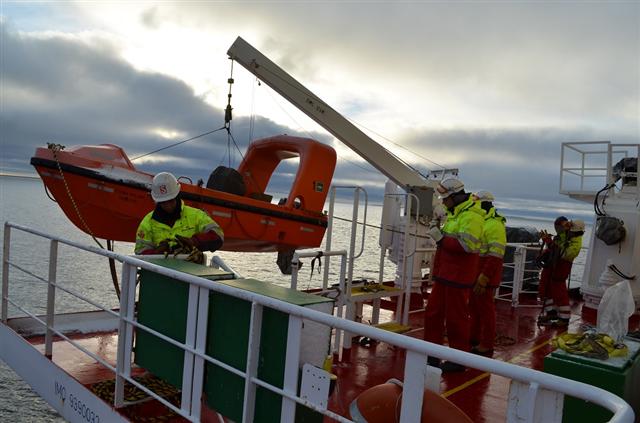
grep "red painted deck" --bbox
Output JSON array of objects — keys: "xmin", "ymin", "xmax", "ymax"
[{"xmin": 22, "ymin": 290, "xmax": 640, "ymax": 422}]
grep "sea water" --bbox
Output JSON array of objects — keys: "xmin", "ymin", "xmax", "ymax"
[{"xmin": 0, "ymin": 175, "xmax": 591, "ymax": 421}]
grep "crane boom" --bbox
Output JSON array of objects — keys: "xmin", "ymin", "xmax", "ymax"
[{"xmin": 227, "ymin": 37, "xmax": 438, "ymax": 196}]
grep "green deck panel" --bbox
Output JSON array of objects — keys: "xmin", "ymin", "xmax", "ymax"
[
  {"xmin": 135, "ymin": 259, "xmax": 235, "ymax": 388},
  {"xmin": 543, "ymin": 337, "xmax": 640, "ymax": 423},
  {"xmin": 137, "ymin": 257, "xmax": 235, "ymax": 280},
  {"xmin": 134, "ymin": 262, "xmax": 331, "ymax": 422},
  {"xmin": 204, "ymin": 288, "xmax": 323, "ymax": 422},
  {"xmin": 218, "ymin": 278, "xmax": 333, "ymax": 306}
]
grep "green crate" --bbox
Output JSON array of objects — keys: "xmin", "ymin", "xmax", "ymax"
[
  {"xmin": 134, "ymin": 259, "xmax": 333, "ymax": 422},
  {"xmin": 543, "ymin": 337, "xmax": 640, "ymax": 422},
  {"xmin": 135, "ymin": 258, "xmax": 234, "ymax": 388},
  {"xmin": 204, "ymin": 278, "xmax": 333, "ymax": 423}
]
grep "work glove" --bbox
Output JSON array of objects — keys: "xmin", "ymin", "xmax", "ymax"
[
  {"xmin": 538, "ymin": 230, "xmax": 553, "ymax": 246},
  {"xmin": 473, "ymin": 273, "xmax": 490, "ymax": 295},
  {"xmin": 174, "ymin": 234, "xmax": 197, "ymax": 249},
  {"xmin": 156, "ymin": 239, "xmax": 172, "ymax": 254},
  {"xmin": 428, "ymin": 226, "xmax": 443, "ymax": 243}
]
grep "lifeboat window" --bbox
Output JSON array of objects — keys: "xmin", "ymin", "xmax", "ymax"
[{"xmin": 265, "ymin": 156, "xmax": 300, "ymax": 206}]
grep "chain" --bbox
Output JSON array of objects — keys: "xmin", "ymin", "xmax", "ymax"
[
  {"xmin": 47, "ymin": 143, "xmax": 121, "ymax": 299},
  {"xmin": 48, "ymin": 143, "xmax": 105, "ymax": 249}
]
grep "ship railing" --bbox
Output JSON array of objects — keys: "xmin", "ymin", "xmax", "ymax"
[
  {"xmin": 560, "ymin": 141, "xmax": 639, "ymax": 200},
  {"xmin": 314, "ymin": 185, "xmax": 432, "ymax": 350},
  {"xmin": 498, "ymin": 244, "xmax": 589, "ymax": 307},
  {"xmin": 497, "ymin": 243, "xmax": 544, "ymax": 307},
  {"xmin": 2, "ymin": 222, "xmax": 635, "ymax": 423}
]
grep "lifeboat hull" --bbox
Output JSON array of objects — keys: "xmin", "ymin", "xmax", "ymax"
[{"xmin": 31, "ymin": 137, "xmax": 335, "ymax": 252}]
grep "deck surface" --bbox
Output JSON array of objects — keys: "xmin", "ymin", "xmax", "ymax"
[{"xmin": 21, "ymin": 290, "xmax": 640, "ymax": 422}]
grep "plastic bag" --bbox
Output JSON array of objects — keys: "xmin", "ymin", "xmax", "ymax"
[
  {"xmin": 595, "ymin": 216, "xmax": 626, "ymax": 245},
  {"xmin": 597, "ymin": 280, "xmax": 635, "ymax": 342}
]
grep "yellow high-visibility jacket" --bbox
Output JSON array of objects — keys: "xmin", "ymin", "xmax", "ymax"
[
  {"xmin": 433, "ymin": 195, "xmax": 485, "ymax": 287},
  {"xmin": 478, "ymin": 207, "xmax": 507, "ymax": 287},
  {"xmin": 135, "ymin": 202, "xmax": 223, "ymax": 254}
]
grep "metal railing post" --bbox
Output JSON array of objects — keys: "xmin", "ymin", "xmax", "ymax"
[
  {"xmin": 189, "ymin": 286, "xmax": 210, "ymax": 420},
  {"xmin": 334, "ymin": 252, "xmax": 348, "ymax": 358},
  {"xmin": 115, "ymin": 263, "xmax": 137, "ymax": 408},
  {"xmin": 44, "ymin": 239, "xmax": 58, "ymax": 358},
  {"xmin": 322, "ymin": 187, "xmax": 337, "ymax": 290},
  {"xmin": 280, "ymin": 315, "xmax": 303, "ymax": 422},
  {"xmin": 399, "ymin": 350, "xmax": 426, "ymax": 422},
  {"xmin": 180, "ymin": 284, "xmax": 201, "ymax": 415},
  {"xmin": 291, "ymin": 253, "xmax": 300, "ymax": 290},
  {"xmin": 343, "ymin": 188, "xmax": 361, "ymax": 350},
  {"xmin": 402, "ymin": 194, "xmax": 419, "ymax": 326},
  {"xmin": 242, "ymin": 302, "xmax": 263, "ymax": 423},
  {"xmin": 2, "ymin": 223, "xmax": 11, "ymax": 323},
  {"xmin": 512, "ymin": 246, "xmax": 525, "ymax": 307}
]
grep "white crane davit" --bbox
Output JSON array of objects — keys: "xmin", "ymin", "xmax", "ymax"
[{"xmin": 227, "ymin": 36, "xmax": 439, "ymax": 217}]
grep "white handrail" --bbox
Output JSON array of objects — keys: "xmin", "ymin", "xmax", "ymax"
[{"xmin": 1, "ymin": 222, "xmax": 635, "ymax": 423}]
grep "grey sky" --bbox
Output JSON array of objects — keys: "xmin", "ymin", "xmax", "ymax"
[{"xmin": 1, "ymin": 2, "xmax": 638, "ymax": 203}]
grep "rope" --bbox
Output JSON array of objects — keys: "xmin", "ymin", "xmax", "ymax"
[
  {"xmin": 609, "ymin": 263, "xmax": 636, "ymax": 281},
  {"xmin": 130, "ymin": 127, "xmax": 227, "ymax": 162},
  {"xmin": 90, "ymin": 374, "xmax": 180, "ymax": 422}
]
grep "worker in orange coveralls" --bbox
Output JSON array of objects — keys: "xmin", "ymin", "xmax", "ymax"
[
  {"xmin": 468, "ymin": 190, "xmax": 506, "ymax": 357},
  {"xmin": 537, "ymin": 218, "xmax": 584, "ymax": 327},
  {"xmin": 424, "ymin": 177, "xmax": 485, "ymax": 373}
]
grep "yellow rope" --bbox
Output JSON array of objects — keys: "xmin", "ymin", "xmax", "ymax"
[
  {"xmin": 90, "ymin": 374, "xmax": 181, "ymax": 422},
  {"xmin": 442, "ymin": 334, "xmax": 559, "ymax": 398}
]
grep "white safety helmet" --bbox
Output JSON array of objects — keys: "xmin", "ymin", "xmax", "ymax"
[
  {"xmin": 437, "ymin": 177, "xmax": 465, "ymax": 199},
  {"xmin": 151, "ymin": 172, "xmax": 181, "ymax": 202},
  {"xmin": 474, "ymin": 190, "xmax": 495, "ymax": 202},
  {"xmin": 570, "ymin": 219, "xmax": 585, "ymax": 232}
]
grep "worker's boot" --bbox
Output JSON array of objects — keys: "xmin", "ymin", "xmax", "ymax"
[
  {"xmin": 554, "ymin": 318, "xmax": 570, "ymax": 327},
  {"xmin": 537, "ymin": 315, "xmax": 556, "ymax": 326},
  {"xmin": 427, "ymin": 356, "xmax": 441, "ymax": 368},
  {"xmin": 537, "ymin": 310, "xmax": 558, "ymax": 326},
  {"xmin": 440, "ymin": 361, "xmax": 466, "ymax": 373}
]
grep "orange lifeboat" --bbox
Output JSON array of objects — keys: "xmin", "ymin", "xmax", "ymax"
[{"xmin": 30, "ymin": 135, "xmax": 336, "ymax": 252}]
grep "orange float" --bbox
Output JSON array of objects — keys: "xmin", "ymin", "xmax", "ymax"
[{"xmin": 349, "ymin": 381, "xmax": 473, "ymax": 423}]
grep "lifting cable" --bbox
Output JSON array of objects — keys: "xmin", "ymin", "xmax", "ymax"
[
  {"xmin": 332, "ymin": 214, "xmax": 431, "ymax": 241},
  {"xmin": 594, "ymin": 183, "xmax": 615, "ymax": 217},
  {"xmin": 130, "ymin": 126, "xmax": 227, "ymax": 162},
  {"xmin": 248, "ymin": 59, "xmax": 451, "ymax": 177}
]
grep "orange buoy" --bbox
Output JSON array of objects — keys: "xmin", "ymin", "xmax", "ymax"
[{"xmin": 349, "ymin": 382, "xmax": 473, "ymax": 423}]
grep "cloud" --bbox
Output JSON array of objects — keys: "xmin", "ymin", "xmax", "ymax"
[
  {"xmin": 0, "ymin": 23, "xmax": 289, "ymax": 178},
  {"xmin": 1, "ymin": 5, "xmax": 637, "ymax": 210},
  {"xmin": 135, "ymin": 3, "xmax": 639, "ymax": 130}
]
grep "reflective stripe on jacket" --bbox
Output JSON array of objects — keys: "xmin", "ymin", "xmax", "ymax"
[
  {"xmin": 432, "ymin": 195, "xmax": 485, "ymax": 287},
  {"xmin": 479, "ymin": 207, "xmax": 507, "ymax": 287},
  {"xmin": 135, "ymin": 202, "xmax": 224, "ymax": 254}
]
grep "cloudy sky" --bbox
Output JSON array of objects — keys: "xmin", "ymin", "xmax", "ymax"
[{"xmin": 1, "ymin": 1, "xmax": 638, "ymax": 206}]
